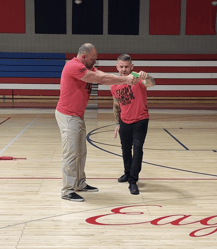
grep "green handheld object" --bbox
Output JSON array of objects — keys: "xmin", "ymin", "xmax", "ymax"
[{"xmin": 131, "ymin": 72, "xmax": 140, "ymax": 78}]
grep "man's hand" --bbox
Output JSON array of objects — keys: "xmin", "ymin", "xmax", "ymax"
[
  {"xmin": 139, "ymin": 71, "xmax": 155, "ymax": 88},
  {"xmin": 114, "ymin": 125, "xmax": 120, "ymax": 139},
  {"xmin": 126, "ymin": 74, "xmax": 139, "ymax": 86},
  {"xmin": 139, "ymin": 71, "xmax": 148, "ymax": 80}
]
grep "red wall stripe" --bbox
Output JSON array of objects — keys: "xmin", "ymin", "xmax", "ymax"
[
  {"xmin": 154, "ymin": 79, "xmax": 217, "ymax": 85},
  {"xmin": 147, "ymin": 91, "xmax": 217, "ymax": 97},
  {"xmin": 0, "ymin": 0, "xmax": 25, "ymax": 33},
  {"xmin": 0, "ymin": 90, "xmax": 13, "ymax": 95},
  {"xmin": 98, "ymin": 90, "xmax": 217, "ymax": 98},
  {"xmin": 65, "ymin": 53, "xmax": 77, "ymax": 59},
  {"xmin": 98, "ymin": 90, "xmax": 112, "ymax": 96},
  {"xmin": 64, "ymin": 54, "xmax": 217, "ymax": 60},
  {"xmin": 12, "ymin": 90, "xmax": 60, "ymax": 96},
  {"xmin": 97, "ymin": 66, "xmax": 217, "ymax": 73}
]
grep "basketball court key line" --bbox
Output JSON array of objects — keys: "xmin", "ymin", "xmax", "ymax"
[
  {"xmin": 164, "ymin": 128, "xmax": 189, "ymax": 150},
  {"xmin": 86, "ymin": 127, "xmax": 217, "ymax": 178}
]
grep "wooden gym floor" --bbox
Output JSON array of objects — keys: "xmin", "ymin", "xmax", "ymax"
[{"xmin": 0, "ymin": 108, "xmax": 217, "ymax": 249}]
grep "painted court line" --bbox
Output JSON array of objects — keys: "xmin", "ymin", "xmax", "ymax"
[
  {"xmin": 86, "ymin": 125, "xmax": 217, "ymax": 178},
  {"xmin": 0, "ymin": 117, "xmax": 11, "ymax": 125},
  {"xmin": 0, "ymin": 116, "xmax": 39, "ymax": 156},
  {"xmin": 164, "ymin": 128, "xmax": 189, "ymax": 150}
]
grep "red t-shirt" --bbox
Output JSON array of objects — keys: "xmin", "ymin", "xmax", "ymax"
[
  {"xmin": 56, "ymin": 58, "xmax": 96, "ymax": 118},
  {"xmin": 110, "ymin": 80, "xmax": 149, "ymax": 124}
]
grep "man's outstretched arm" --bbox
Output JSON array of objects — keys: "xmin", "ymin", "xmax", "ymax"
[{"xmin": 81, "ymin": 70, "xmax": 138, "ymax": 86}]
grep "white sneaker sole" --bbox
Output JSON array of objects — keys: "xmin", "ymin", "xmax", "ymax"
[
  {"xmin": 62, "ymin": 196, "xmax": 84, "ymax": 202},
  {"xmin": 79, "ymin": 188, "xmax": 99, "ymax": 192}
]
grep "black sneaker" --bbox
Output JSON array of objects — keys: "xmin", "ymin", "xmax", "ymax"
[
  {"xmin": 118, "ymin": 174, "xmax": 129, "ymax": 183},
  {"xmin": 129, "ymin": 183, "xmax": 139, "ymax": 195},
  {"xmin": 62, "ymin": 192, "xmax": 84, "ymax": 202},
  {"xmin": 79, "ymin": 184, "xmax": 99, "ymax": 192}
]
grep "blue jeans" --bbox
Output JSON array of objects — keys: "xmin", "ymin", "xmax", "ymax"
[{"xmin": 119, "ymin": 119, "xmax": 149, "ymax": 184}]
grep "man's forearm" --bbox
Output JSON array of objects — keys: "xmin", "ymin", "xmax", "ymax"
[
  {"xmin": 82, "ymin": 70, "xmax": 135, "ymax": 85},
  {"xmin": 113, "ymin": 99, "xmax": 121, "ymax": 124},
  {"xmin": 98, "ymin": 71, "xmax": 129, "ymax": 85},
  {"xmin": 104, "ymin": 74, "xmax": 129, "ymax": 85}
]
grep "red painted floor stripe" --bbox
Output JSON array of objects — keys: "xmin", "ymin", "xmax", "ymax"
[{"xmin": 0, "ymin": 117, "xmax": 11, "ymax": 125}]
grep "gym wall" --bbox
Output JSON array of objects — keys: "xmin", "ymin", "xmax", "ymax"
[{"xmin": 0, "ymin": 0, "xmax": 217, "ymax": 54}]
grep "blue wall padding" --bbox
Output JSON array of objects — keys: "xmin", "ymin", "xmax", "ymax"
[
  {"xmin": 0, "ymin": 52, "xmax": 65, "ymax": 78},
  {"xmin": 0, "ymin": 65, "xmax": 64, "ymax": 72},
  {"xmin": 0, "ymin": 59, "xmax": 65, "ymax": 66},
  {"xmin": 0, "ymin": 72, "xmax": 62, "ymax": 78}
]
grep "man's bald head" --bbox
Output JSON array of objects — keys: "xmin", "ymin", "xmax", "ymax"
[{"xmin": 77, "ymin": 43, "xmax": 97, "ymax": 56}]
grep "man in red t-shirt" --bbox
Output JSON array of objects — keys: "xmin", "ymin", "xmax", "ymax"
[
  {"xmin": 55, "ymin": 44, "xmax": 139, "ymax": 202},
  {"xmin": 111, "ymin": 54, "xmax": 155, "ymax": 195}
]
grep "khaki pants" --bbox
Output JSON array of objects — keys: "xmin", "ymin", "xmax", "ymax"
[{"xmin": 55, "ymin": 110, "xmax": 87, "ymax": 197}]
